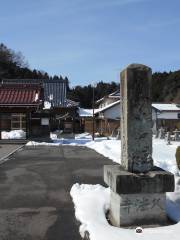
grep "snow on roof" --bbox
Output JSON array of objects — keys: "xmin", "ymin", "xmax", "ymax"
[
  {"xmin": 152, "ymin": 103, "xmax": 180, "ymax": 111},
  {"xmin": 80, "ymin": 103, "xmax": 180, "ymax": 117},
  {"xmin": 96, "ymin": 97, "xmax": 105, "ymax": 104},
  {"xmin": 96, "ymin": 100, "xmax": 120, "ymax": 113},
  {"xmin": 109, "ymin": 90, "xmax": 120, "ymax": 97},
  {"xmin": 78, "ymin": 108, "xmax": 94, "ymax": 117},
  {"xmin": 96, "ymin": 90, "xmax": 120, "ymax": 104},
  {"xmin": 66, "ymin": 99, "xmax": 79, "ymax": 108}
]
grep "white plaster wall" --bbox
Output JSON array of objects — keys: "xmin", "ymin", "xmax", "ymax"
[
  {"xmin": 99, "ymin": 98, "xmax": 117, "ymax": 108},
  {"xmin": 101, "ymin": 106, "xmax": 179, "ymax": 121},
  {"xmin": 103, "ymin": 103, "xmax": 121, "ymax": 119},
  {"xmin": 157, "ymin": 111, "xmax": 179, "ymax": 119},
  {"xmin": 152, "ymin": 109, "xmax": 180, "ymax": 120}
]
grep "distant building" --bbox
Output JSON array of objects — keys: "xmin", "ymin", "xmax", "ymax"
[
  {"xmin": 96, "ymin": 90, "xmax": 120, "ymax": 108},
  {"xmin": 78, "ymin": 91, "xmax": 120, "ymax": 135},
  {"xmin": 95, "ymin": 100, "xmax": 120, "ymax": 135},
  {"xmin": 0, "ymin": 83, "xmax": 43, "ymax": 139},
  {"xmin": 78, "ymin": 90, "xmax": 180, "ymax": 136},
  {"xmin": 94, "ymin": 90, "xmax": 120, "ymax": 135},
  {"xmin": 78, "ymin": 108, "xmax": 95, "ymax": 133},
  {"xmin": 152, "ymin": 103, "xmax": 180, "ymax": 133},
  {"xmin": 0, "ymin": 79, "xmax": 79, "ymax": 140}
]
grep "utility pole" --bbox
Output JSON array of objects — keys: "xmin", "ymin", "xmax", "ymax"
[{"xmin": 92, "ymin": 82, "xmax": 96, "ymax": 141}]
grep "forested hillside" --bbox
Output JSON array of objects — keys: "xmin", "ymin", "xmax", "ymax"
[
  {"xmin": 67, "ymin": 71, "xmax": 180, "ymax": 108},
  {"xmin": 0, "ymin": 43, "xmax": 179, "ymax": 108},
  {"xmin": 152, "ymin": 71, "xmax": 180, "ymax": 103},
  {"xmin": 0, "ymin": 43, "xmax": 66, "ymax": 81},
  {"xmin": 67, "ymin": 81, "xmax": 119, "ymax": 108}
]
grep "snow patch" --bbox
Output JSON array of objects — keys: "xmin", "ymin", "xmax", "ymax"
[
  {"xmin": 70, "ymin": 183, "xmax": 180, "ymax": 240},
  {"xmin": 86, "ymin": 138, "xmax": 180, "ymax": 175},
  {"xmin": 44, "ymin": 101, "xmax": 51, "ymax": 109},
  {"xmin": 1, "ymin": 130, "xmax": 26, "ymax": 139}
]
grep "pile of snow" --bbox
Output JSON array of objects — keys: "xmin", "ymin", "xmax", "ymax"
[
  {"xmin": 26, "ymin": 141, "xmax": 62, "ymax": 146},
  {"xmin": 26, "ymin": 138, "xmax": 91, "ymax": 146},
  {"xmin": 75, "ymin": 132, "xmax": 93, "ymax": 139},
  {"xmin": 70, "ymin": 183, "xmax": 180, "ymax": 240},
  {"xmin": 41, "ymin": 132, "xmax": 107, "ymax": 145},
  {"xmin": 1, "ymin": 130, "xmax": 26, "ymax": 139},
  {"xmin": 86, "ymin": 138, "xmax": 180, "ymax": 175},
  {"xmin": 86, "ymin": 139, "xmax": 120, "ymax": 163},
  {"xmin": 26, "ymin": 140, "xmax": 83, "ymax": 146},
  {"xmin": 43, "ymin": 101, "xmax": 51, "ymax": 109},
  {"xmin": 78, "ymin": 108, "xmax": 93, "ymax": 117},
  {"xmin": 50, "ymin": 131, "xmax": 63, "ymax": 140},
  {"xmin": 153, "ymin": 138, "xmax": 179, "ymax": 174},
  {"xmin": 166, "ymin": 177, "xmax": 180, "ymax": 222}
]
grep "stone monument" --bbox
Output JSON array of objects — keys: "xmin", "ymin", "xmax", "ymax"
[{"xmin": 104, "ymin": 64, "xmax": 174, "ymax": 227}]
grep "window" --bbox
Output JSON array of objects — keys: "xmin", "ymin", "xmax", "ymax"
[{"xmin": 11, "ymin": 113, "xmax": 26, "ymax": 131}]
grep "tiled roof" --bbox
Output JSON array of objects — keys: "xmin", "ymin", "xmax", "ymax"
[
  {"xmin": 1, "ymin": 78, "xmax": 68, "ymax": 107},
  {"xmin": 0, "ymin": 84, "xmax": 42, "ymax": 106},
  {"xmin": 43, "ymin": 79, "xmax": 67, "ymax": 107}
]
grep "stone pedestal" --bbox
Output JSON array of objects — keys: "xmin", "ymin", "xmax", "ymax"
[
  {"xmin": 104, "ymin": 165, "xmax": 174, "ymax": 227},
  {"xmin": 110, "ymin": 192, "xmax": 166, "ymax": 227}
]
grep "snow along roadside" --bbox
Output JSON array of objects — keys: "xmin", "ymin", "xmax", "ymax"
[
  {"xmin": 70, "ymin": 183, "xmax": 180, "ymax": 240},
  {"xmin": 70, "ymin": 138, "xmax": 180, "ymax": 240}
]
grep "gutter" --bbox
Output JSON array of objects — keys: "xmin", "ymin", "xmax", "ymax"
[{"xmin": 0, "ymin": 145, "xmax": 24, "ymax": 164}]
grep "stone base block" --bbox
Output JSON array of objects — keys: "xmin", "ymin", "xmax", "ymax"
[
  {"xmin": 109, "ymin": 191, "xmax": 167, "ymax": 227},
  {"xmin": 104, "ymin": 164, "xmax": 175, "ymax": 194}
]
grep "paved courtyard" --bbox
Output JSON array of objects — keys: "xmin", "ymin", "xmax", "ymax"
[
  {"xmin": 0, "ymin": 144, "xmax": 22, "ymax": 160},
  {"xmin": 0, "ymin": 145, "xmax": 111, "ymax": 240}
]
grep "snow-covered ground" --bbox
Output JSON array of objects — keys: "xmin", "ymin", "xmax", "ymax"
[
  {"xmin": 70, "ymin": 182, "xmax": 180, "ymax": 240},
  {"xmin": 1, "ymin": 130, "xmax": 26, "ymax": 139},
  {"xmin": 74, "ymin": 134, "xmax": 179, "ymax": 240},
  {"xmin": 26, "ymin": 133, "xmax": 180, "ymax": 239},
  {"xmin": 70, "ymin": 137, "xmax": 180, "ymax": 240},
  {"xmin": 27, "ymin": 132, "xmax": 107, "ymax": 146},
  {"xmin": 86, "ymin": 138, "xmax": 180, "ymax": 175}
]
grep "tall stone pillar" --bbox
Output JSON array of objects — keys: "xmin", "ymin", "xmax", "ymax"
[
  {"xmin": 121, "ymin": 65, "xmax": 153, "ymax": 173},
  {"xmin": 104, "ymin": 64, "xmax": 174, "ymax": 227}
]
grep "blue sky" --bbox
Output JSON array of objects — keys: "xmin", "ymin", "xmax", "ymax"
[{"xmin": 1, "ymin": 0, "xmax": 180, "ymax": 86}]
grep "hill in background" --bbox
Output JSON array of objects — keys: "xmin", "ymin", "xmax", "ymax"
[{"xmin": 0, "ymin": 43, "xmax": 179, "ymax": 108}]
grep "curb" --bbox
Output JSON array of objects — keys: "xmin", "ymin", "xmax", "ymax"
[{"xmin": 0, "ymin": 145, "xmax": 25, "ymax": 164}]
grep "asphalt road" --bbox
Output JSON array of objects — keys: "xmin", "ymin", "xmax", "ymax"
[
  {"xmin": 0, "ymin": 145, "xmax": 111, "ymax": 240},
  {"xmin": 0, "ymin": 144, "xmax": 22, "ymax": 160}
]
